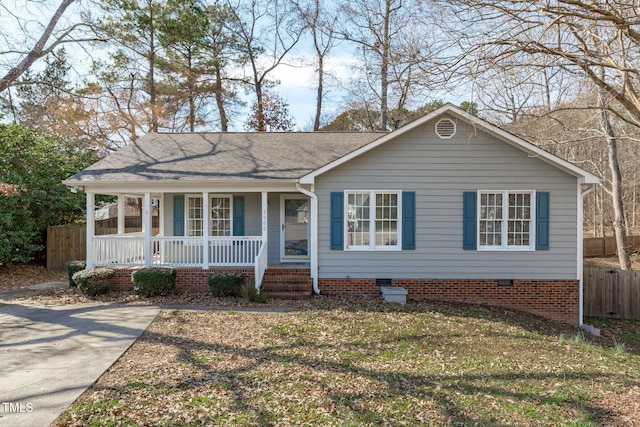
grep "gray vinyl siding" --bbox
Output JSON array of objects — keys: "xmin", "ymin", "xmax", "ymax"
[{"xmin": 315, "ymin": 116, "xmax": 579, "ymax": 280}]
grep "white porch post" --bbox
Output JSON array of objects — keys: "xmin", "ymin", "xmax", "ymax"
[
  {"xmin": 143, "ymin": 192, "xmax": 152, "ymax": 267},
  {"xmin": 262, "ymin": 191, "xmax": 268, "ymax": 261},
  {"xmin": 202, "ymin": 192, "xmax": 210, "ymax": 270},
  {"xmin": 86, "ymin": 191, "xmax": 94, "ymax": 268},
  {"xmin": 158, "ymin": 195, "xmax": 164, "ymax": 236},
  {"xmin": 117, "ymin": 195, "xmax": 125, "ymax": 235}
]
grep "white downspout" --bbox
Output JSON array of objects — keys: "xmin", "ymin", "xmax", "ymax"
[
  {"xmin": 579, "ymin": 183, "xmax": 596, "ymax": 329},
  {"xmin": 296, "ymin": 183, "xmax": 319, "ymax": 294}
]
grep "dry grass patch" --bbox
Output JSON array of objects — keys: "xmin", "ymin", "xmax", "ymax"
[
  {"xmin": 52, "ymin": 298, "xmax": 640, "ymax": 426},
  {"xmin": 0, "ymin": 263, "xmax": 65, "ymax": 290}
]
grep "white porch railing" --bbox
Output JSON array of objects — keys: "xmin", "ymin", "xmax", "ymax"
[
  {"xmin": 153, "ymin": 236, "xmax": 263, "ymax": 267},
  {"xmin": 254, "ymin": 242, "xmax": 268, "ymax": 291},
  {"xmin": 92, "ymin": 235, "xmax": 263, "ymax": 268},
  {"xmin": 93, "ymin": 236, "xmax": 145, "ymax": 266}
]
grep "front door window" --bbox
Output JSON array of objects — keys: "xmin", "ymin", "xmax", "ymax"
[{"xmin": 282, "ymin": 196, "xmax": 309, "ymax": 260}]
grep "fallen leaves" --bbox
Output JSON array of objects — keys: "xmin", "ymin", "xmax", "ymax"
[
  {"xmin": 0, "ymin": 263, "xmax": 65, "ymax": 290},
  {"xmin": 46, "ymin": 297, "xmax": 640, "ymax": 426}
]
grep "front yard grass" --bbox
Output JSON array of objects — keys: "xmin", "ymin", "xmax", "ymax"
[{"xmin": 54, "ymin": 298, "xmax": 640, "ymax": 426}]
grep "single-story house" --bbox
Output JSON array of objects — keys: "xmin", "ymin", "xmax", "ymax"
[{"xmin": 64, "ymin": 104, "xmax": 600, "ymax": 325}]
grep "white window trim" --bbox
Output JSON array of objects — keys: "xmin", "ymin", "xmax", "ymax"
[
  {"xmin": 344, "ymin": 190, "xmax": 402, "ymax": 251},
  {"xmin": 477, "ymin": 190, "xmax": 536, "ymax": 251},
  {"xmin": 185, "ymin": 194, "xmax": 233, "ymax": 237}
]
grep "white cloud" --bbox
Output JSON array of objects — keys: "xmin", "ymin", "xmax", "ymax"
[{"xmin": 266, "ymin": 53, "xmax": 361, "ymax": 130}]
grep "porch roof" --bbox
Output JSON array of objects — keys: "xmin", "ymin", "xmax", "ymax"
[{"xmin": 65, "ymin": 132, "xmax": 385, "ymax": 186}]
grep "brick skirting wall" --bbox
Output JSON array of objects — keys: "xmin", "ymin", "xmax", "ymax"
[
  {"xmin": 105, "ymin": 267, "xmax": 578, "ymax": 325},
  {"xmin": 318, "ymin": 278, "xmax": 579, "ymax": 325},
  {"xmin": 110, "ymin": 267, "xmax": 255, "ymax": 292}
]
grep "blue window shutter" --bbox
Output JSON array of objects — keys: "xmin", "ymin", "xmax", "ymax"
[
  {"xmin": 330, "ymin": 192, "xmax": 344, "ymax": 250},
  {"xmin": 402, "ymin": 191, "xmax": 416, "ymax": 250},
  {"xmin": 173, "ymin": 195, "xmax": 184, "ymax": 236},
  {"xmin": 233, "ymin": 196, "xmax": 245, "ymax": 236},
  {"xmin": 536, "ymin": 191, "xmax": 550, "ymax": 250},
  {"xmin": 463, "ymin": 191, "xmax": 477, "ymax": 250}
]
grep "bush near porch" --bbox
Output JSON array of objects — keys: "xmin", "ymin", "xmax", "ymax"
[
  {"xmin": 131, "ymin": 267, "xmax": 177, "ymax": 297},
  {"xmin": 72, "ymin": 267, "xmax": 115, "ymax": 296}
]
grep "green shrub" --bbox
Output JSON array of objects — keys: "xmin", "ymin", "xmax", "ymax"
[
  {"xmin": 66, "ymin": 261, "xmax": 86, "ymax": 287},
  {"xmin": 72, "ymin": 267, "xmax": 115, "ymax": 296},
  {"xmin": 131, "ymin": 267, "xmax": 177, "ymax": 297},
  {"xmin": 241, "ymin": 281, "xmax": 267, "ymax": 303},
  {"xmin": 208, "ymin": 273, "xmax": 244, "ymax": 297}
]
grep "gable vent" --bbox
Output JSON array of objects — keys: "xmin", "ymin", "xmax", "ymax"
[{"xmin": 435, "ymin": 118, "xmax": 456, "ymax": 139}]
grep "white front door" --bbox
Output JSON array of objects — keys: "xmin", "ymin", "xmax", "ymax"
[{"xmin": 280, "ymin": 195, "xmax": 310, "ymax": 261}]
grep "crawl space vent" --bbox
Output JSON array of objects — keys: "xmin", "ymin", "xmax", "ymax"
[{"xmin": 435, "ymin": 118, "xmax": 456, "ymax": 139}]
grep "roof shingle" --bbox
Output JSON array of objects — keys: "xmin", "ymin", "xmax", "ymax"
[{"xmin": 65, "ymin": 132, "xmax": 385, "ymax": 184}]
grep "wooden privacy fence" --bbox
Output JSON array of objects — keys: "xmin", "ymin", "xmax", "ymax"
[
  {"xmin": 47, "ymin": 224, "xmax": 86, "ymax": 270},
  {"xmin": 584, "ymin": 235, "xmax": 640, "ymax": 257},
  {"xmin": 583, "ymin": 266, "xmax": 640, "ymax": 320}
]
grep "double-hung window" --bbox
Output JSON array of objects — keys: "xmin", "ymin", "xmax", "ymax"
[
  {"xmin": 210, "ymin": 196, "xmax": 231, "ymax": 236},
  {"xmin": 346, "ymin": 191, "xmax": 401, "ymax": 250},
  {"xmin": 187, "ymin": 196, "xmax": 204, "ymax": 237},
  {"xmin": 186, "ymin": 195, "xmax": 232, "ymax": 237},
  {"xmin": 478, "ymin": 191, "xmax": 534, "ymax": 250}
]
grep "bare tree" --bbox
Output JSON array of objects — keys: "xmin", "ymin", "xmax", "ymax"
[
  {"xmin": 338, "ymin": 0, "xmax": 437, "ymax": 130},
  {"xmin": 0, "ymin": 0, "xmax": 97, "ymax": 93},
  {"xmin": 294, "ymin": 0, "xmax": 338, "ymax": 131},
  {"xmin": 441, "ymin": 0, "xmax": 640, "ymax": 268},
  {"xmin": 226, "ymin": 0, "xmax": 303, "ymax": 132}
]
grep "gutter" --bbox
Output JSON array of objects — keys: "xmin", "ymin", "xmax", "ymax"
[
  {"xmin": 296, "ymin": 183, "xmax": 320, "ymax": 295},
  {"xmin": 579, "ymin": 184, "xmax": 599, "ymax": 334}
]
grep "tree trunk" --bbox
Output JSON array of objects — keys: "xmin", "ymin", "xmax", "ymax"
[
  {"xmin": 149, "ymin": 3, "xmax": 158, "ymax": 133},
  {"xmin": 187, "ymin": 53, "xmax": 195, "ymax": 132},
  {"xmin": 255, "ymin": 79, "xmax": 266, "ymax": 132},
  {"xmin": 214, "ymin": 64, "xmax": 228, "ymax": 132},
  {"xmin": 599, "ymin": 91, "xmax": 631, "ymax": 269},
  {"xmin": 0, "ymin": 0, "xmax": 76, "ymax": 93},
  {"xmin": 314, "ymin": 53, "xmax": 323, "ymax": 131},
  {"xmin": 380, "ymin": 0, "xmax": 391, "ymax": 131}
]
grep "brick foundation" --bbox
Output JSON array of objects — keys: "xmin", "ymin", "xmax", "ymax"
[
  {"xmin": 111, "ymin": 267, "xmax": 255, "ymax": 292},
  {"xmin": 318, "ymin": 278, "xmax": 579, "ymax": 325},
  {"xmin": 106, "ymin": 267, "xmax": 579, "ymax": 325}
]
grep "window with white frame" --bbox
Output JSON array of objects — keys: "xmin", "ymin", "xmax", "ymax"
[
  {"xmin": 479, "ymin": 191, "xmax": 534, "ymax": 250},
  {"xmin": 210, "ymin": 196, "xmax": 231, "ymax": 236},
  {"xmin": 187, "ymin": 196, "xmax": 203, "ymax": 236},
  {"xmin": 346, "ymin": 191, "xmax": 400, "ymax": 250},
  {"xmin": 186, "ymin": 195, "xmax": 232, "ymax": 236}
]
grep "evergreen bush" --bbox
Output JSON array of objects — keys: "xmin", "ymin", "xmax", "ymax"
[
  {"xmin": 72, "ymin": 267, "xmax": 115, "ymax": 296},
  {"xmin": 131, "ymin": 267, "xmax": 177, "ymax": 297},
  {"xmin": 208, "ymin": 272, "xmax": 244, "ymax": 297},
  {"xmin": 66, "ymin": 260, "xmax": 86, "ymax": 287}
]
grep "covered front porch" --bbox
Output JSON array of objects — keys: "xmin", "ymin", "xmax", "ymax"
[{"xmin": 84, "ymin": 187, "xmax": 315, "ymax": 290}]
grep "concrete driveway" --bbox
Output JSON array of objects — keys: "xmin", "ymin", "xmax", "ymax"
[{"xmin": 0, "ymin": 300, "xmax": 159, "ymax": 426}]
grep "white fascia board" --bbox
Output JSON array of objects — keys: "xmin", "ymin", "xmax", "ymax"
[
  {"xmin": 67, "ymin": 180, "xmax": 300, "ymax": 194},
  {"xmin": 299, "ymin": 104, "xmax": 601, "ymax": 185}
]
